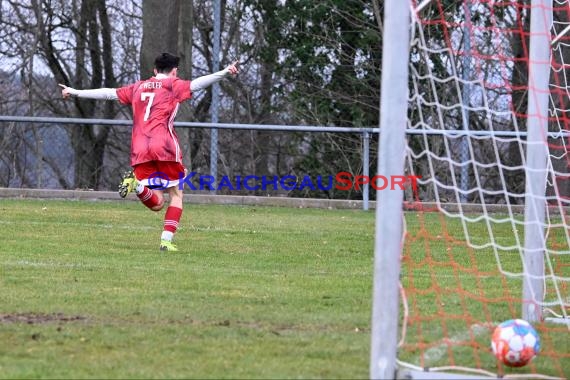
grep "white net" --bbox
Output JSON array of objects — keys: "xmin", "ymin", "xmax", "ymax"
[{"xmin": 397, "ymin": 0, "xmax": 570, "ymax": 377}]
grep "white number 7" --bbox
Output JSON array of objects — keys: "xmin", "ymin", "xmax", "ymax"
[{"xmin": 141, "ymin": 92, "xmax": 155, "ymax": 121}]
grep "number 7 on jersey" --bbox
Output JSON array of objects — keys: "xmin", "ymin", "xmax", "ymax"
[{"xmin": 141, "ymin": 92, "xmax": 155, "ymax": 121}]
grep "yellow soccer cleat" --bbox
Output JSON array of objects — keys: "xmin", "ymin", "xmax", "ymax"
[
  {"xmin": 159, "ymin": 239, "xmax": 179, "ymax": 252},
  {"xmin": 118, "ymin": 170, "xmax": 138, "ymax": 198}
]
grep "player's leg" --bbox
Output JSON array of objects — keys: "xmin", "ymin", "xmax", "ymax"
[
  {"xmin": 157, "ymin": 161, "xmax": 186, "ymax": 252},
  {"xmin": 138, "ymin": 186, "xmax": 164, "ymax": 211},
  {"xmin": 129, "ymin": 162, "xmax": 166, "ymax": 211},
  {"xmin": 159, "ymin": 185, "xmax": 183, "ymax": 252}
]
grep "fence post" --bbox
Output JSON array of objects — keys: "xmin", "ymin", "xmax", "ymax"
[
  {"xmin": 210, "ymin": 0, "xmax": 221, "ymax": 193},
  {"xmin": 363, "ymin": 131, "xmax": 370, "ymax": 211},
  {"xmin": 460, "ymin": 0, "xmax": 472, "ymax": 204}
]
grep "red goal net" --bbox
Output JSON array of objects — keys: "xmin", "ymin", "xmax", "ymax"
[{"xmin": 398, "ymin": 0, "xmax": 570, "ymax": 377}]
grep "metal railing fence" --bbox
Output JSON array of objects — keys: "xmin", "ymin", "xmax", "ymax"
[
  {"xmin": 2, "ymin": 115, "xmax": 569, "ymax": 211},
  {"xmin": 0, "ymin": 116, "xmax": 377, "ymax": 210}
]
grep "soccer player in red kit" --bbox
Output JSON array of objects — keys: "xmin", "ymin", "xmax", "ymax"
[{"xmin": 59, "ymin": 53, "xmax": 239, "ymax": 252}]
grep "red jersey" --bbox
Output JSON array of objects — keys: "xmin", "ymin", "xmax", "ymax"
[{"xmin": 116, "ymin": 76, "xmax": 192, "ymax": 166}]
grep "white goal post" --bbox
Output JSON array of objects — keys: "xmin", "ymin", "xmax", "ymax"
[
  {"xmin": 369, "ymin": 0, "xmax": 411, "ymax": 378},
  {"xmin": 522, "ymin": 0, "xmax": 552, "ymax": 324}
]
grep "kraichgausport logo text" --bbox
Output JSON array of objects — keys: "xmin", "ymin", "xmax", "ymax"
[{"xmin": 147, "ymin": 171, "xmax": 421, "ymax": 192}]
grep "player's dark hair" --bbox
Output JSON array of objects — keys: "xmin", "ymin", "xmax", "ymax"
[{"xmin": 154, "ymin": 52, "xmax": 180, "ymax": 73}]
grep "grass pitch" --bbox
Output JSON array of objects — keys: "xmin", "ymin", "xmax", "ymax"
[
  {"xmin": 0, "ymin": 199, "xmax": 374, "ymax": 378},
  {"xmin": 0, "ymin": 199, "xmax": 568, "ymax": 378}
]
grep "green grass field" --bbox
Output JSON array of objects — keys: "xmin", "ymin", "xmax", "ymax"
[{"xmin": 0, "ymin": 199, "xmax": 568, "ymax": 378}]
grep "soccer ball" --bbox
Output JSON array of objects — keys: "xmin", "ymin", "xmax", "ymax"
[{"xmin": 491, "ymin": 319, "xmax": 540, "ymax": 367}]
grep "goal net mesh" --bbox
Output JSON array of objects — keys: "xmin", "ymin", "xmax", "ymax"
[{"xmin": 399, "ymin": 0, "xmax": 570, "ymax": 377}]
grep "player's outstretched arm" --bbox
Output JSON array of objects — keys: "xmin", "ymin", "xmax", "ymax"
[
  {"xmin": 59, "ymin": 84, "xmax": 119, "ymax": 100},
  {"xmin": 190, "ymin": 61, "xmax": 239, "ymax": 92}
]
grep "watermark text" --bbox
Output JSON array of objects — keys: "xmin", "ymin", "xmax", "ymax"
[{"xmin": 147, "ymin": 171, "xmax": 421, "ymax": 192}]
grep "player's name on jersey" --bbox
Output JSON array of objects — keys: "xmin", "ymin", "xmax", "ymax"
[{"xmin": 139, "ymin": 81, "xmax": 163, "ymax": 90}]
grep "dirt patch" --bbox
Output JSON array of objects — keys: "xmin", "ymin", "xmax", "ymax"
[{"xmin": 0, "ymin": 312, "xmax": 86, "ymax": 324}]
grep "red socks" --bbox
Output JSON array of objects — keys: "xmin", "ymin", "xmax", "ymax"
[
  {"xmin": 136, "ymin": 187, "xmax": 182, "ymax": 241},
  {"xmin": 137, "ymin": 186, "xmax": 161, "ymax": 209},
  {"xmin": 164, "ymin": 206, "xmax": 183, "ymax": 234}
]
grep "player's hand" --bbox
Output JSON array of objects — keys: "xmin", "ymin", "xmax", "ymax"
[
  {"xmin": 58, "ymin": 83, "xmax": 73, "ymax": 99},
  {"xmin": 227, "ymin": 61, "xmax": 239, "ymax": 76}
]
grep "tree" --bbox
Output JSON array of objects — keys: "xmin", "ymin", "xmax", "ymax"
[
  {"xmin": 273, "ymin": 0, "xmax": 383, "ymax": 199},
  {"xmin": 2, "ymin": 0, "xmax": 554, "ymax": 203},
  {"xmin": 0, "ymin": 0, "xmax": 141, "ymax": 189},
  {"xmin": 140, "ymin": 0, "xmax": 180, "ymax": 77},
  {"xmin": 407, "ymin": 1, "xmax": 536, "ymax": 203}
]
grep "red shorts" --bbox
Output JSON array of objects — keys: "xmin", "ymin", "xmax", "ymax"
[{"xmin": 133, "ymin": 161, "xmax": 186, "ymax": 189}]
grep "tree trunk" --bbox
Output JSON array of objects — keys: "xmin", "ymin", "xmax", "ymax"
[
  {"xmin": 71, "ymin": 0, "xmax": 114, "ymax": 189},
  {"xmin": 140, "ymin": 0, "xmax": 196, "ymax": 171},
  {"xmin": 140, "ymin": 0, "xmax": 181, "ymax": 79}
]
